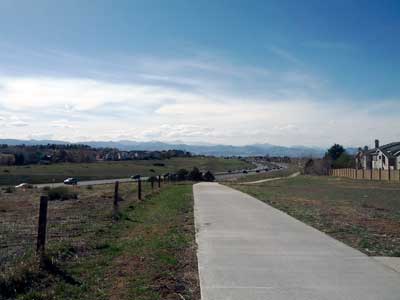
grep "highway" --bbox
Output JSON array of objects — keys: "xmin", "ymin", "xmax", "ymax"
[
  {"xmin": 33, "ymin": 162, "xmax": 283, "ymax": 188},
  {"xmin": 35, "ymin": 177, "xmax": 148, "ymax": 188}
]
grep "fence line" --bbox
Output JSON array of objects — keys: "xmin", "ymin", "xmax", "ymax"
[
  {"xmin": 0, "ymin": 174, "xmax": 168, "ymax": 270},
  {"xmin": 330, "ymin": 168, "xmax": 400, "ymax": 182}
]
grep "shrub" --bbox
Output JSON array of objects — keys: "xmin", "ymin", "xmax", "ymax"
[
  {"xmin": 47, "ymin": 187, "xmax": 78, "ymax": 201},
  {"xmin": 86, "ymin": 185, "xmax": 93, "ymax": 190},
  {"xmin": 203, "ymin": 171, "xmax": 215, "ymax": 182},
  {"xmin": 4, "ymin": 186, "xmax": 15, "ymax": 193},
  {"xmin": 42, "ymin": 186, "xmax": 51, "ymax": 191},
  {"xmin": 188, "ymin": 167, "xmax": 203, "ymax": 181},
  {"xmin": 176, "ymin": 169, "xmax": 189, "ymax": 181},
  {"xmin": 148, "ymin": 176, "xmax": 157, "ymax": 183}
]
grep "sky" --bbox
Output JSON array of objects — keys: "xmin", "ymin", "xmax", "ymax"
[{"xmin": 0, "ymin": 0, "xmax": 399, "ymax": 148}]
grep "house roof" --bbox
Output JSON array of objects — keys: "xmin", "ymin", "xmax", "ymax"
[
  {"xmin": 359, "ymin": 142, "xmax": 400, "ymax": 157},
  {"xmin": 379, "ymin": 142, "xmax": 400, "ymax": 157}
]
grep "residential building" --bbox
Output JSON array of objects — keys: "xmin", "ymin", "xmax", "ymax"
[{"xmin": 356, "ymin": 139, "xmax": 400, "ymax": 170}]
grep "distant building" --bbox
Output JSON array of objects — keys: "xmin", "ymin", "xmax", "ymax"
[{"xmin": 356, "ymin": 139, "xmax": 400, "ymax": 170}]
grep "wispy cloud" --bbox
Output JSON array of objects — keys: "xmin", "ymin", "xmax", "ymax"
[
  {"xmin": 267, "ymin": 46, "xmax": 305, "ymax": 66},
  {"xmin": 0, "ymin": 48, "xmax": 398, "ymax": 147}
]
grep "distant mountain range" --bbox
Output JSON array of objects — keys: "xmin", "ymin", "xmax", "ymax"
[{"xmin": 0, "ymin": 139, "xmax": 358, "ymax": 158}]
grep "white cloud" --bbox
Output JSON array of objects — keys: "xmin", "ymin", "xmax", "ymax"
[{"xmin": 0, "ymin": 54, "xmax": 398, "ymax": 147}]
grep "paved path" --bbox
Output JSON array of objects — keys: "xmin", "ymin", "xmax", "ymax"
[
  {"xmin": 239, "ymin": 171, "xmax": 300, "ymax": 185},
  {"xmin": 193, "ymin": 183, "xmax": 400, "ymax": 300}
]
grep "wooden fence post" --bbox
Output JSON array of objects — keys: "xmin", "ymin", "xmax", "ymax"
[
  {"xmin": 370, "ymin": 169, "xmax": 373, "ymax": 181},
  {"xmin": 138, "ymin": 178, "xmax": 142, "ymax": 200},
  {"xmin": 362, "ymin": 169, "xmax": 365, "ymax": 180},
  {"xmin": 158, "ymin": 175, "xmax": 161, "ymax": 188},
  {"xmin": 379, "ymin": 168, "xmax": 382, "ymax": 181},
  {"xmin": 151, "ymin": 180, "xmax": 154, "ymax": 190},
  {"xmin": 37, "ymin": 196, "xmax": 49, "ymax": 256},
  {"xmin": 114, "ymin": 181, "xmax": 119, "ymax": 218},
  {"xmin": 389, "ymin": 169, "xmax": 391, "ymax": 181}
]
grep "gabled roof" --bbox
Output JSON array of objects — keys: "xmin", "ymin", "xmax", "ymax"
[
  {"xmin": 379, "ymin": 142, "xmax": 400, "ymax": 157},
  {"xmin": 358, "ymin": 142, "xmax": 400, "ymax": 157}
]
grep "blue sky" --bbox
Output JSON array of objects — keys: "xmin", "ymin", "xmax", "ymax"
[{"xmin": 0, "ymin": 0, "xmax": 399, "ymax": 147}]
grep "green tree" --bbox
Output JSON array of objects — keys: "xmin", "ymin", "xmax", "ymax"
[
  {"xmin": 325, "ymin": 144, "xmax": 345, "ymax": 161},
  {"xmin": 332, "ymin": 152, "xmax": 355, "ymax": 169}
]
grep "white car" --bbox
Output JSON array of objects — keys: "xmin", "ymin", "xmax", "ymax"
[{"xmin": 15, "ymin": 183, "xmax": 30, "ymax": 188}]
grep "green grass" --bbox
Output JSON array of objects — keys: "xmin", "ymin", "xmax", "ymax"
[
  {"xmin": 0, "ymin": 184, "xmax": 199, "ymax": 300},
  {"xmin": 0, "ymin": 157, "xmax": 252, "ymax": 185},
  {"xmin": 230, "ymin": 176, "xmax": 400, "ymax": 257}
]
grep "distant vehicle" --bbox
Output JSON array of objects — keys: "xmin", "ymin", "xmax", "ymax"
[
  {"xmin": 228, "ymin": 170, "xmax": 232, "ymax": 173},
  {"xmin": 64, "ymin": 178, "xmax": 78, "ymax": 185},
  {"xmin": 256, "ymin": 170, "xmax": 260, "ymax": 173},
  {"xmin": 242, "ymin": 170, "xmax": 248, "ymax": 174},
  {"xmin": 264, "ymin": 168, "xmax": 269, "ymax": 171},
  {"xmin": 131, "ymin": 175, "xmax": 141, "ymax": 180},
  {"xmin": 15, "ymin": 183, "xmax": 30, "ymax": 188}
]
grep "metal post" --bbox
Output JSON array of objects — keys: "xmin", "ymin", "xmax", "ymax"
[{"xmin": 37, "ymin": 196, "xmax": 48, "ymax": 255}]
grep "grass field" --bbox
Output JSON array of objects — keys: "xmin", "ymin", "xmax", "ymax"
[
  {"xmin": 227, "ymin": 164, "xmax": 299, "ymax": 183},
  {"xmin": 1, "ymin": 183, "xmax": 199, "ymax": 300},
  {"xmin": 230, "ymin": 176, "xmax": 400, "ymax": 257},
  {"xmin": 0, "ymin": 157, "xmax": 252, "ymax": 186}
]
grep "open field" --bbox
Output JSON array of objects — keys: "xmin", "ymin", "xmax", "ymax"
[
  {"xmin": 225, "ymin": 164, "xmax": 299, "ymax": 183},
  {"xmin": 0, "ymin": 157, "xmax": 253, "ymax": 186},
  {"xmin": 230, "ymin": 176, "xmax": 400, "ymax": 257},
  {"xmin": 1, "ymin": 183, "xmax": 199, "ymax": 300}
]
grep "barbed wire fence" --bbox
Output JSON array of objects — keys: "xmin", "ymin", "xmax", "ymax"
[{"xmin": 0, "ymin": 175, "xmax": 168, "ymax": 271}]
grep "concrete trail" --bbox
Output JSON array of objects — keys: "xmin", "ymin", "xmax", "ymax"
[
  {"xmin": 193, "ymin": 182, "xmax": 400, "ymax": 300},
  {"xmin": 238, "ymin": 171, "xmax": 300, "ymax": 185}
]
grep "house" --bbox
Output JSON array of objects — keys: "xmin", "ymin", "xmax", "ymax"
[{"xmin": 356, "ymin": 139, "xmax": 400, "ymax": 170}]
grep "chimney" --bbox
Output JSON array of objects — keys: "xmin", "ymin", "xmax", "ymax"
[{"xmin": 375, "ymin": 139, "xmax": 379, "ymax": 149}]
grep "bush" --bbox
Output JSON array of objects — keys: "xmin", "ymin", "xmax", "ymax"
[
  {"xmin": 304, "ymin": 159, "xmax": 331, "ymax": 175},
  {"xmin": 176, "ymin": 169, "xmax": 189, "ymax": 181},
  {"xmin": 47, "ymin": 187, "xmax": 78, "ymax": 201},
  {"xmin": 188, "ymin": 167, "xmax": 203, "ymax": 181},
  {"xmin": 3, "ymin": 186, "xmax": 15, "ymax": 193},
  {"xmin": 86, "ymin": 185, "xmax": 93, "ymax": 190},
  {"xmin": 148, "ymin": 176, "xmax": 157, "ymax": 183},
  {"xmin": 203, "ymin": 171, "xmax": 215, "ymax": 182}
]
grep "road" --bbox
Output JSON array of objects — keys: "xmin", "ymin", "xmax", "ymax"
[
  {"xmin": 35, "ymin": 177, "xmax": 148, "ymax": 188},
  {"xmin": 193, "ymin": 183, "xmax": 400, "ymax": 300},
  {"xmin": 215, "ymin": 162, "xmax": 284, "ymax": 181},
  {"xmin": 33, "ymin": 162, "xmax": 277, "ymax": 188}
]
